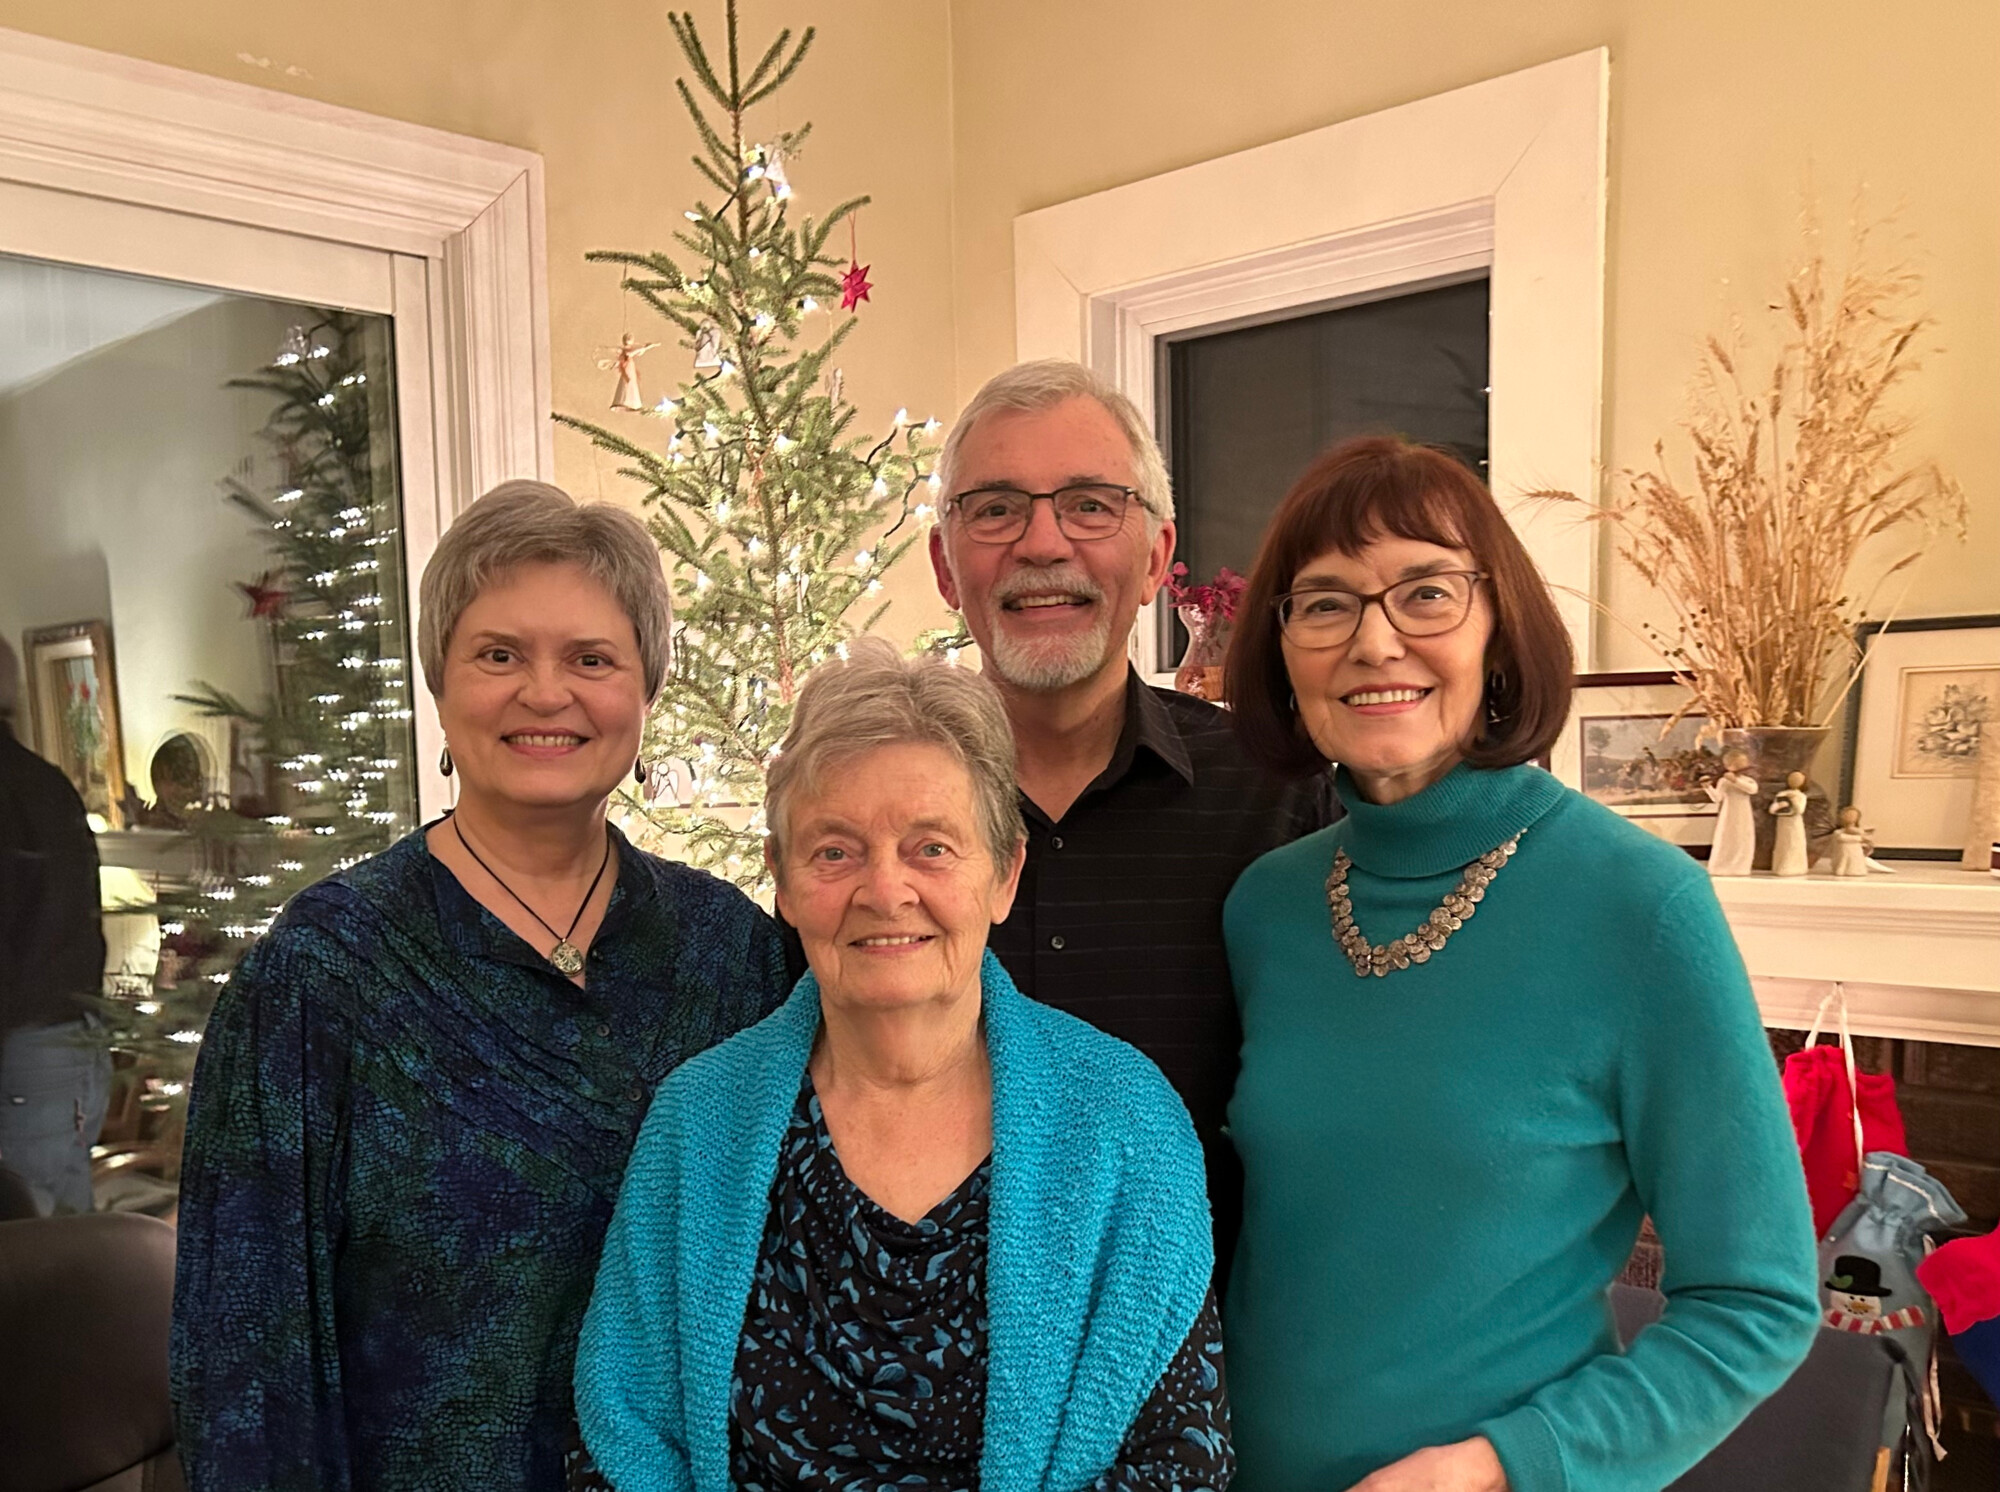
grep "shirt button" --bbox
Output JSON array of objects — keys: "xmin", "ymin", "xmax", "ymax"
[
  {"xmin": 626, "ymin": 1086, "xmax": 644, "ymax": 1102},
  {"xmin": 597, "ymin": 1022, "xmax": 612, "ymax": 1037},
  {"xmin": 1050, "ymin": 835, "xmax": 1064, "ymax": 850},
  {"xmin": 1049, "ymin": 934, "xmax": 1066, "ymax": 951}
]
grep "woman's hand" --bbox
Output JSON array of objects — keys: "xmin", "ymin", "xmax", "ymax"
[{"xmin": 1346, "ymin": 1436, "xmax": 1508, "ymax": 1492}]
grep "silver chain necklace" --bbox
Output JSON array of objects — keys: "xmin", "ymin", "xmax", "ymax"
[{"xmin": 1326, "ymin": 832, "xmax": 1523, "ymax": 978}]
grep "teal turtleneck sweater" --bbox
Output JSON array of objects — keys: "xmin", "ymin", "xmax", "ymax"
[{"xmin": 1223, "ymin": 762, "xmax": 1818, "ymax": 1492}]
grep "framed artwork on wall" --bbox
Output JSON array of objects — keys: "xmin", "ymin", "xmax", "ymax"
[
  {"xmin": 1550, "ymin": 671, "xmax": 1721, "ymax": 854},
  {"xmin": 1840, "ymin": 615, "xmax": 2000, "ymax": 858},
  {"xmin": 23, "ymin": 619, "xmax": 130, "ymax": 828}
]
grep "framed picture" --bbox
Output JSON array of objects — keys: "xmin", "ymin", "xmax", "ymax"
[
  {"xmin": 23, "ymin": 619, "xmax": 130, "ymax": 828},
  {"xmin": 1551, "ymin": 671, "xmax": 1721, "ymax": 853},
  {"xmin": 1840, "ymin": 615, "xmax": 2000, "ymax": 858}
]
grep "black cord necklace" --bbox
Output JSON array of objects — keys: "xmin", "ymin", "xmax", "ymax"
[{"xmin": 451, "ymin": 814, "xmax": 613, "ymax": 977}]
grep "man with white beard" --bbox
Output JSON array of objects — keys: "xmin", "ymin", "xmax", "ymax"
[{"xmin": 928, "ymin": 359, "xmax": 1335, "ymax": 1284}]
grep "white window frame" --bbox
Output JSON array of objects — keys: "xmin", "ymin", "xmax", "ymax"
[
  {"xmin": 0, "ymin": 26, "xmax": 552, "ymax": 815},
  {"xmin": 1014, "ymin": 49, "xmax": 1608, "ymax": 677}
]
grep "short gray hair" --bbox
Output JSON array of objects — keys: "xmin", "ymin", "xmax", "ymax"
[
  {"xmin": 418, "ymin": 480, "xmax": 671, "ymax": 699},
  {"xmin": 766, "ymin": 638, "xmax": 1025, "ymax": 875},
  {"xmin": 937, "ymin": 359, "xmax": 1175, "ymax": 527},
  {"xmin": 0, "ymin": 636, "xmax": 17, "ymax": 727}
]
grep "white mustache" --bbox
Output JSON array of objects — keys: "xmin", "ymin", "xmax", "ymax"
[{"xmin": 991, "ymin": 565, "xmax": 1104, "ymax": 605}]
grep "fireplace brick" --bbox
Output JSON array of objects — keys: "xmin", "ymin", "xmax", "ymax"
[{"xmin": 1906, "ymin": 1042, "xmax": 2000, "ymax": 1096}]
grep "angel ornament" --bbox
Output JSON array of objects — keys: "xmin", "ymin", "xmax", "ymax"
[
  {"xmin": 601, "ymin": 333, "xmax": 657, "ymax": 412},
  {"xmin": 1767, "ymin": 771, "xmax": 1810, "ymax": 877},
  {"xmin": 757, "ymin": 144, "xmax": 790, "ymax": 199},
  {"xmin": 1705, "ymin": 748, "xmax": 1759, "ymax": 878}
]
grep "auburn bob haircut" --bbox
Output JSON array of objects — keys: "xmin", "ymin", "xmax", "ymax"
[{"xmin": 1225, "ymin": 436, "xmax": 1574, "ymax": 777}]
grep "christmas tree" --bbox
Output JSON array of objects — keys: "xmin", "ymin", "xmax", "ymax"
[
  {"xmin": 557, "ymin": 1, "xmax": 939, "ymax": 891},
  {"xmin": 98, "ymin": 311, "xmax": 417, "ymax": 1159}
]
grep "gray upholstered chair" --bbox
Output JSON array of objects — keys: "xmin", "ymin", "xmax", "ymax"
[
  {"xmin": 0, "ymin": 1212, "xmax": 184, "ymax": 1491},
  {"xmin": 1612, "ymin": 1283, "xmax": 1907, "ymax": 1492}
]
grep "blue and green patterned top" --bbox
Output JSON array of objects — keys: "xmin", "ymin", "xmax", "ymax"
[{"xmin": 169, "ymin": 821, "xmax": 790, "ymax": 1492}]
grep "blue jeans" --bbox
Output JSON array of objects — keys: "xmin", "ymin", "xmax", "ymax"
[{"xmin": 0, "ymin": 1017, "xmax": 111, "ymax": 1215}]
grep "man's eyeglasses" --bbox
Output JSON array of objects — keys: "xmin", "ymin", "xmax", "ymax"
[
  {"xmin": 948, "ymin": 484, "xmax": 1146, "ymax": 545},
  {"xmin": 1275, "ymin": 570, "xmax": 1488, "ymax": 649}
]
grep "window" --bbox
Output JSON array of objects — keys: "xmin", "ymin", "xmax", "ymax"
[
  {"xmin": 1159, "ymin": 274, "xmax": 1490, "ymax": 662},
  {"xmin": 0, "ymin": 252, "xmax": 416, "ymax": 1212}
]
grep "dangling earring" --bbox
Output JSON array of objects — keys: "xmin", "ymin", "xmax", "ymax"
[
  {"xmin": 1287, "ymin": 690, "xmax": 1298, "ymax": 714},
  {"xmin": 438, "ymin": 745, "xmax": 454, "ymax": 778},
  {"xmin": 634, "ymin": 756, "xmax": 647, "ymax": 785},
  {"xmin": 1485, "ymin": 670, "xmax": 1508, "ymax": 727}
]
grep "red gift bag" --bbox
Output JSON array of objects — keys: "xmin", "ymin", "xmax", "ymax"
[{"xmin": 1784, "ymin": 990, "xmax": 1909, "ymax": 1236}]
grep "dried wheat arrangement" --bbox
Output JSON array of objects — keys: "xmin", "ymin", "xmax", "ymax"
[{"xmin": 1543, "ymin": 218, "xmax": 1966, "ymax": 730}]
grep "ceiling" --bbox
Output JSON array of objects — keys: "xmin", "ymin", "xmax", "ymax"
[{"xmin": 0, "ymin": 254, "xmax": 223, "ymax": 396}]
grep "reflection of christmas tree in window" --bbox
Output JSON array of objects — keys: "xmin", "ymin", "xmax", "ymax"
[{"xmin": 98, "ymin": 313, "xmax": 417, "ymax": 1176}]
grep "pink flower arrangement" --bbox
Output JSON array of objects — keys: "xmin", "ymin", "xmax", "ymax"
[{"xmin": 1165, "ymin": 563, "xmax": 1248, "ymax": 628}]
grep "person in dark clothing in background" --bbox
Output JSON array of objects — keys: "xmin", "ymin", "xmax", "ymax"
[
  {"xmin": 0, "ymin": 635, "xmax": 110, "ymax": 1215},
  {"xmin": 925, "ymin": 360, "xmax": 1338, "ymax": 1285}
]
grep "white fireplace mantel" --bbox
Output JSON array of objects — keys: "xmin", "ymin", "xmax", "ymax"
[{"xmin": 1714, "ymin": 865, "xmax": 2000, "ymax": 1047}]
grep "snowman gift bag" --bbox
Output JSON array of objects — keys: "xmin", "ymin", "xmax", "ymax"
[{"xmin": 1819, "ymin": 1152, "xmax": 1966, "ymax": 1485}]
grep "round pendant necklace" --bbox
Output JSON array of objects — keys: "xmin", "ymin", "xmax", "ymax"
[
  {"xmin": 1326, "ymin": 831, "xmax": 1523, "ymax": 978},
  {"xmin": 451, "ymin": 815, "xmax": 613, "ymax": 977}
]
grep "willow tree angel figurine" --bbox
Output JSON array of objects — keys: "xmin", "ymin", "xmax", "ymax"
[
  {"xmin": 1705, "ymin": 748, "xmax": 1759, "ymax": 877},
  {"xmin": 1768, "ymin": 771, "xmax": 1810, "ymax": 877},
  {"xmin": 1830, "ymin": 806, "xmax": 1897, "ymax": 877},
  {"xmin": 601, "ymin": 332, "xmax": 657, "ymax": 411}
]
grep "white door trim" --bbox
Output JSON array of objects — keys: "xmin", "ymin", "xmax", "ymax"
[
  {"xmin": 0, "ymin": 25, "xmax": 551, "ymax": 503},
  {"xmin": 1015, "ymin": 49, "xmax": 1608, "ymax": 674},
  {"xmin": 0, "ymin": 26, "xmax": 552, "ymax": 817}
]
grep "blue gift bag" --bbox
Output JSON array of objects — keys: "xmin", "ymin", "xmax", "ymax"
[{"xmin": 1819, "ymin": 1152, "xmax": 1966, "ymax": 1487}]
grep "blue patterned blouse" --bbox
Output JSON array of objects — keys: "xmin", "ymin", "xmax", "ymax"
[
  {"xmin": 169, "ymin": 822, "xmax": 790, "ymax": 1492},
  {"xmin": 731, "ymin": 1075, "xmax": 1233, "ymax": 1492}
]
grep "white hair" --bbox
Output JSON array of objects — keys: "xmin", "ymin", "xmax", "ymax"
[
  {"xmin": 417, "ymin": 480, "xmax": 672, "ymax": 699},
  {"xmin": 765, "ymin": 638, "xmax": 1025, "ymax": 874},
  {"xmin": 937, "ymin": 359, "xmax": 1174, "ymax": 527}
]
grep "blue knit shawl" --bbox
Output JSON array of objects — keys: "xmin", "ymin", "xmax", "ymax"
[{"xmin": 575, "ymin": 950, "xmax": 1215, "ymax": 1492}]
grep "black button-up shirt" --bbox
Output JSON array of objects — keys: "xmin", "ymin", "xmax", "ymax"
[{"xmin": 987, "ymin": 671, "xmax": 1337, "ymax": 1280}]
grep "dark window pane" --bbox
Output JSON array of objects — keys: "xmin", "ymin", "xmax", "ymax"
[{"xmin": 1163, "ymin": 275, "xmax": 1490, "ymax": 662}]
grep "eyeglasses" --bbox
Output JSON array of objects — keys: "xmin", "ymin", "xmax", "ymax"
[
  {"xmin": 1275, "ymin": 570, "xmax": 1488, "ymax": 649},
  {"xmin": 948, "ymin": 484, "xmax": 1145, "ymax": 545}
]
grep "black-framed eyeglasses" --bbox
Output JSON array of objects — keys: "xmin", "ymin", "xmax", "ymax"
[
  {"xmin": 947, "ymin": 484, "xmax": 1146, "ymax": 545},
  {"xmin": 1275, "ymin": 570, "xmax": 1489, "ymax": 649}
]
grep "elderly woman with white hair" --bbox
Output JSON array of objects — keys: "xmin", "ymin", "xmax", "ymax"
[
  {"xmin": 576, "ymin": 640, "xmax": 1231, "ymax": 1492},
  {"xmin": 170, "ymin": 482, "xmax": 790, "ymax": 1492}
]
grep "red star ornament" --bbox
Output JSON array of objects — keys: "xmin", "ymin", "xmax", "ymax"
[
  {"xmin": 839, "ymin": 260, "xmax": 873, "ymax": 311},
  {"xmin": 237, "ymin": 571, "xmax": 291, "ymax": 619}
]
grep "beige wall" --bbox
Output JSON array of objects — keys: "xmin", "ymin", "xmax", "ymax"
[
  {"xmin": 946, "ymin": 0, "xmax": 2000, "ymax": 663},
  {"xmin": 0, "ymin": 296, "xmax": 295, "ymax": 799},
  {"xmin": 0, "ymin": 0, "xmax": 962, "ymax": 642},
  {"xmin": 3, "ymin": 0, "xmax": 1995, "ymax": 663}
]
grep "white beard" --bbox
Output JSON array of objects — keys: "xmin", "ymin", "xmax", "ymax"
[
  {"xmin": 982, "ymin": 608, "xmax": 1115, "ymax": 692},
  {"xmin": 952, "ymin": 554, "xmax": 1117, "ymax": 693}
]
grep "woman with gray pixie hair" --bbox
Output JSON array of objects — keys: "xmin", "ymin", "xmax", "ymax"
[
  {"xmin": 577, "ymin": 639, "xmax": 1233, "ymax": 1492},
  {"xmin": 172, "ymin": 480, "xmax": 791, "ymax": 1492}
]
